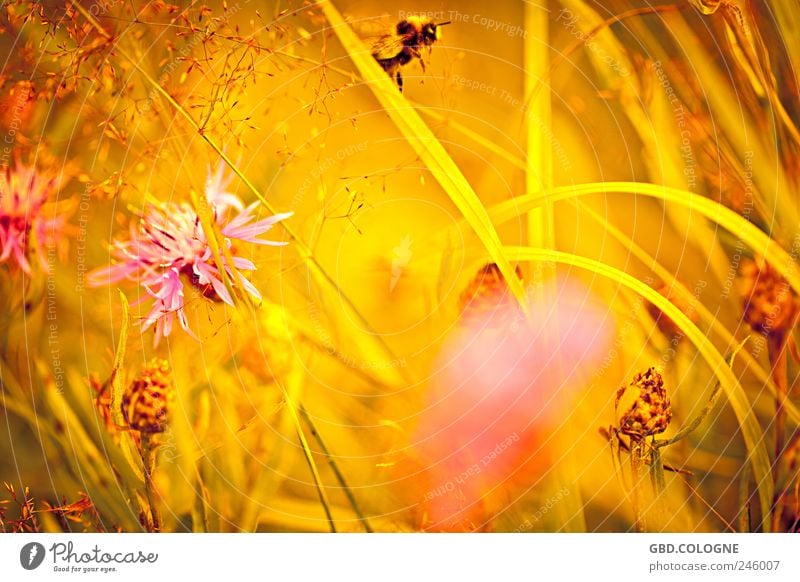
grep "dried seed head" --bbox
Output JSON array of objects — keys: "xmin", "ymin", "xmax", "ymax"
[
  {"xmin": 616, "ymin": 367, "xmax": 672, "ymax": 440},
  {"xmin": 459, "ymin": 263, "xmax": 523, "ymax": 323},
  {"xmin": 122, "ymin": 359, "xmax": 172, "ymax": 434},
  {"xmin": 739, "ymin": 258, "xmax": 798, "ymax": 336},
  {"xmin": 647, "ymin": 283, "xmax": 699, "ymax": 338}
]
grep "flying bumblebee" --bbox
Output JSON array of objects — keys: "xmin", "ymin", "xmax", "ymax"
[{"xmin": 371, "ymin": 16, "xmax": 450, "ymax": 92}]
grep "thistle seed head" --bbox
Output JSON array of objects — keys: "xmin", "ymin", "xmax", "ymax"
[
  {"xmin": 739, "ymin": 258, "xmax": 798, "ymax": 337},
  {"xmin": 122, "ymin": 359, "xmax": 172, "ymax": 434},
  {"xmin": 616, "ymin": 367, "xmax": 672, "ymax": 440}
]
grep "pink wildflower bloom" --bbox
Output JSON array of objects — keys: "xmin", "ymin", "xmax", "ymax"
[
  {"xmin": 88, "ymin": 165, "xmax": 292, "ymax": 345},
  {"xmin": 0, "ymin": 163, "xmax": 65, "ymax": 274}
]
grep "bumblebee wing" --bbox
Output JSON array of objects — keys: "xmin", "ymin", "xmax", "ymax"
[{"xmin": 371, "ymin": 34, "xmax": 406, "ymax": 60}]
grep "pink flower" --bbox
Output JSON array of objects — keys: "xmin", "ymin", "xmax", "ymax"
[
  {"xmin": 411, "ymin": 277, "xmax": 613, "ymax": 530},
  {"xmin": 0, "ymin": 163, "xmax": 65, "ymax": 274},
  {"xmin": 88, "ymin": 164, "xmax": 292, "ymax": 345}
]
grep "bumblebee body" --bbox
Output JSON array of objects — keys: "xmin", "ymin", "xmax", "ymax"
[{"xmin": 372, "ymin": 16, "xmax": 449, "ymax": 92}]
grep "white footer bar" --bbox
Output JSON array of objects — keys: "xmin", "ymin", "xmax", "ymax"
[{"xmin": 1, "ymin": 534, "xmax": 796, "ymax": 581}]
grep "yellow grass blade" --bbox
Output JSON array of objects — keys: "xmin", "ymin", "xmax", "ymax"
[
  {"xmin": 319, "ymin": 0, "xmax": 527, "ymax": 312},
  {"xmin": 503, "ymin": 246, "xmax": 773, "ymax": 531},
  {"xmin": 416, "ymin": 107, "xmax": 527, "ymax": 171},
  {"xmin": 190, "ymin": 187, "xmax": 237, "ymax": 305},
  {"xmin": 524, "ymin": 3, "xmax": 584, "ymax": 533}
]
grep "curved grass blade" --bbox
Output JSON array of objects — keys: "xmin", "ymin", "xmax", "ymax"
[
  {"xmin": 575, "ymin": 200, "xmax": 800, "ymax": 425},
  {"xmin": 488, "ymin": 182, "xmax": 800, "ymax": 296},
  {"xmin": 503, "ymin": 246, "xmax": 774, "ymax": 531}
]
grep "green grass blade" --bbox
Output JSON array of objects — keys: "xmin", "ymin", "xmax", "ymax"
[{"xmin": 298, "ymin": 404, "xmax": 373, "ymax": 532}]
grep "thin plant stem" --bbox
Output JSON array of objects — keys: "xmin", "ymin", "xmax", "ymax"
[
  {"xmin": 677, "ymin": 472, "xmax": 737, "ymax": 533},
  {"xmin": 278, "ymin": 377, "xmax": 336, "ymax": 533},
  {"xmin": 299, "ymin": 404, "xmax": 373, "ymax": 533},
  {"xmin": 769, "ymin": 333, "xmax": 789, "ymax": 531},
  {"xmin": 630, "ymin": 438, "xmax": 646, "ymax": 533},
  {"xmin": 769, "ymin": 334, "xmax": 789, "ymax": 473},
  {"xmin": 738, "ymin": 463, "xmax": 752, "ymax": 533},
  {"xmin": 141, "ymin": 435, "xmax": 161, "ymax": 532}
]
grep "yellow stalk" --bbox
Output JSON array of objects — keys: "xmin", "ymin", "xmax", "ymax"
[
  {"xmin": 524, "ymin": 3, "xmax": 585, "ymax": 533},
  {"xmin": 108, "ymin": 291, "xmax": 129, "ymax": 429},
  {"xmin": 525, "ymin": 4, "xmax": 554, "ymax": 255}
]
